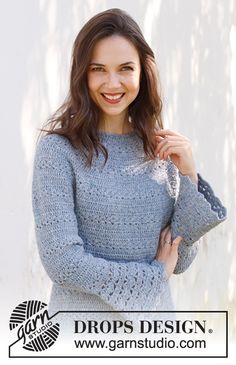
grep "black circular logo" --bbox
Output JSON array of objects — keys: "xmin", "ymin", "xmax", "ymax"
[{"xmin": 9, "ymin": 300, "xmax": 60, "ymax": 352}]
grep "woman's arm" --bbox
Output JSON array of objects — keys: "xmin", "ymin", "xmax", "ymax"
[
  {"xmin": 155, "ymin": 129, "xmax": 227, "ymax": 274},
  {"xmin": 32, "ymin": 135, "xmax": 168, "ymax": 312},
  {"xmin": 171, "ymin": 172, "xmax": 226, "ymax": 273}
]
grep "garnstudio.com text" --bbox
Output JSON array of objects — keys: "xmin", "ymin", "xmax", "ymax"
[{"xmin": 74, "ymin": 337, "xmax": 206, "ymax": 351}]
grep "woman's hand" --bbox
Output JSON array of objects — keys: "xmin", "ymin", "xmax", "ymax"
[
  {"xmin": 154, "ymin": 129, "xmax": 198, "ymax": 183},
  {"xmin": 155, "ymin": 225, "xmax": 182, "ymax": 279}
]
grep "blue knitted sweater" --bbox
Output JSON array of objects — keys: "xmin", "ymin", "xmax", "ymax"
[{"xmin": 32, "ymin": 131, "xmax": 227, "ymax": 314}]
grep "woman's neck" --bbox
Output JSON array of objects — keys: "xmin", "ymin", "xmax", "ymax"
[{"xmin": 98, "ymin": 114, "xmax": 133, "ymax": 135}]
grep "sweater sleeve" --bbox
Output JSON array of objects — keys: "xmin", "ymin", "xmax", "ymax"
[
  {"xmin": 32, "ymin": 136, "xmax": 167, "ymax": 311},
  {"xmin": 169, "ymin": 167, "xmax": 227, "ymax": 274}
]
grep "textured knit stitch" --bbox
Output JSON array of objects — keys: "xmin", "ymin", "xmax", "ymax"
[{"xmin": 32, "ymin": 131, "xmax": 227, "ymax": 314}]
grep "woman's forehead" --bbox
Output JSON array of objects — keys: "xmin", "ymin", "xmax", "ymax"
[{"xmin": 90, "ymin": 35, "xmax": 140, "ymax": 65}]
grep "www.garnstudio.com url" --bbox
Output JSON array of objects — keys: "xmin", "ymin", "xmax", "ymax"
[{"xmin": 74, "ymin": 337, "xmax": 206, "ymax": 351}]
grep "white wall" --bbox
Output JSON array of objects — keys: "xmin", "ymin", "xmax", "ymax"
[{"xmin": 1, "ymin": 0, "xmax": 235, "ymax": 362}]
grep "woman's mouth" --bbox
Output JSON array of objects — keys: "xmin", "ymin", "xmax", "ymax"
[{"xmin": 101, "ymin": 93, "xmax": 125, "ymax": 104}]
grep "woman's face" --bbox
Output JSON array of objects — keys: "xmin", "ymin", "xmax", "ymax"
[{"xmin": 87, "ymin": 35, "xmax": 141, "ymax": 121}]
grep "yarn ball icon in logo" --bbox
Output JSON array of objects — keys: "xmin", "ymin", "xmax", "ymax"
[{"xmin": 9, "ymin": 300, "xmax": 60, "ymax": 352}]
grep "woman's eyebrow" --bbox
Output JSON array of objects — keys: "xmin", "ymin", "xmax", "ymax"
[{"xmin": 89, "ymin": 61, "xmax": 136, "ymax": 66}]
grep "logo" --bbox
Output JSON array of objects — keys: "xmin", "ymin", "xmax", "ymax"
[{"xmin": 9, "ymin": 300, "xmax": 60, "ymax": 352}]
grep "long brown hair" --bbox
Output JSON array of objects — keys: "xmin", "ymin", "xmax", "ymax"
[{"xmin": 39, "ymin": 8, "xmax": 164, "ymax": 167}]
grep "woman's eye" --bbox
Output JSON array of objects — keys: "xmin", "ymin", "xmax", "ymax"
[
  {"xmin": 121, "ymin": 66, "xmax": 133, "ymax": 71},
  {"xmin": 90, "ymin": 66, "xmax": 133, "ymax": 72},
  {"xmin": 91, "ymin": 67, "xmax": 104, "ymax": 72}
]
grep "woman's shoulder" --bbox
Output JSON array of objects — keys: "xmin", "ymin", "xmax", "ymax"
[
  {"xmin": 33, "ymin": 133, "xmax": 78, "ymax": 170},
  {"xmin": 33, "ymin": 133, "xmax": 79, "ymax": 179},
  {"xmin": 34, "ymin": 133, "xmax": 78, "ymax": 164},
  {"xmin": 36, "ymin": 133, "xmax": 72, "ymax": 153}
]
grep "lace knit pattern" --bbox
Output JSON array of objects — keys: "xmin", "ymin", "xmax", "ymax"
[{"xmin": 32, "ymin": 131, "xmax": 227, "ymax": 314}]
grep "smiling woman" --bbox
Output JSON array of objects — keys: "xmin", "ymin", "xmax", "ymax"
[
  {"xmin": 38, "ymin": 8, "xmax": 163, "ymax": 166},
  {"xmin": 87, "ymin": 35, "xmax": 141, "ymax": 133},
  {"xmin": 32, "ymin": 8, "xmax": 227, "ymax": 321}
]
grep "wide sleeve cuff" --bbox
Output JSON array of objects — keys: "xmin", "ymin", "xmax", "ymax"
[
  {"xmin": 197, "ymin": 173, "xmax": 226, "ymax": 219},
  {"xmin": 170, "ymin": 172, "xmax": 227, "ymax": 246}
]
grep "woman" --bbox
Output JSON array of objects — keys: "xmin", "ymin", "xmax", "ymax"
[{"xmin": 32, "ymin": 8, "xmax": 227, "ymax": 317}]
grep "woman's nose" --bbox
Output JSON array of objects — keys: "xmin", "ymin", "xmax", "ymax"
[{"xmin": 105, "ymin": 72, "xmax": 121, "ymax": 88}]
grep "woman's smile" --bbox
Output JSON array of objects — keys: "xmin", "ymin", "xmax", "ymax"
[{"xmin": 101, "ymin": 92, "xmax": 125, "ymax": 104}]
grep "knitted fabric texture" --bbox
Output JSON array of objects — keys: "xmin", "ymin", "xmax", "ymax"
[{"xmin": 32, "ymin": 131, "xmax": 227, "ymax": 314}]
